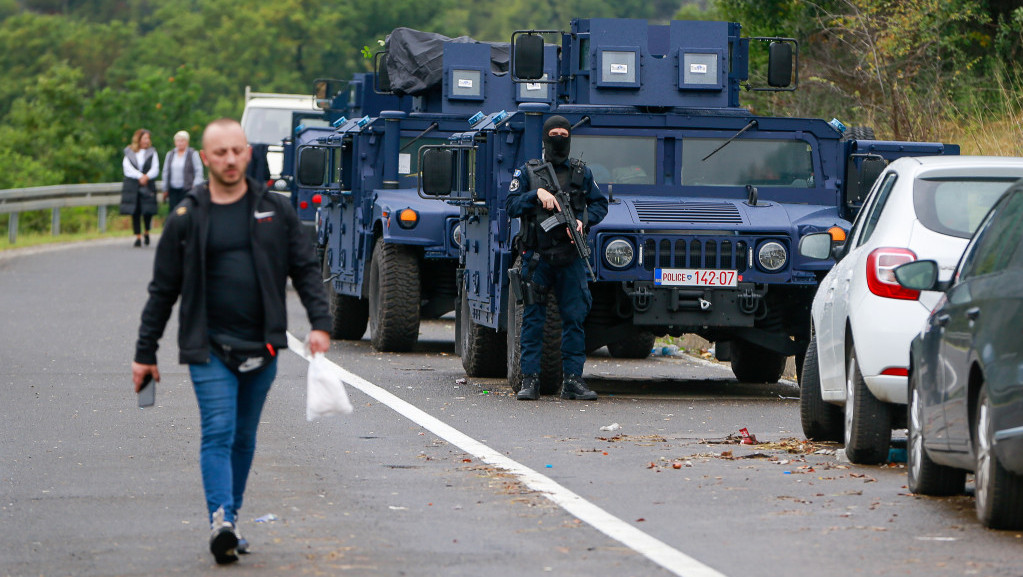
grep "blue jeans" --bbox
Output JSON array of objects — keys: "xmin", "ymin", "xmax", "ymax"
[
  {"xmin": 520, "ymin": 255, "xmax": 592, "ymax": 376},
  {"xmin": 189, "ymin": 355, "xmax": 277, "ymax": 524}
]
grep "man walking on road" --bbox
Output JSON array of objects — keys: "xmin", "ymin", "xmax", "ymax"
[{"xmin": 131, "ymin": 118, "xmax": 332, "ymax": 564}]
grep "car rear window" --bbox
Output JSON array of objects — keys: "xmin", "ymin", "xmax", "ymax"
[{"xmin": 913, "ymin": 177, "xmax": 1019, "ymax": 238}]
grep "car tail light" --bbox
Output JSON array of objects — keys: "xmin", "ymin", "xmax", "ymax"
[
  {"xmin": 312, "ymin": 194, "xmax": 323, "ymax": 205},
  {"xmin": 866, "ymin": 247, "xmax": 919, "ymax": 300},
  {"xmin": 881, "ymin": 367, "xmax": 908, "ymax": 376}
]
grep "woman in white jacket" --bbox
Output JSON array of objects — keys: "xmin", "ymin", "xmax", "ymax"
[{"xmin": 118, "ymin": 128, "xmax": 160, "ymax": 247}]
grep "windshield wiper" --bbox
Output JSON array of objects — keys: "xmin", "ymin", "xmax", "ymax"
[
  {"xmin": 400, "ymin": 122, "xmax": 440, "ymax": 152},
  {"xmin": 701, "ymin": 119, "xmax": 758, "ymax": 162}
]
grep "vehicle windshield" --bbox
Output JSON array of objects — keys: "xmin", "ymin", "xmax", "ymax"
[
  {"xmin": 682, "ymin": 138, "xmax": 814, "ymax": 188},
  {"xmin": 913, "ymin": 177, "xmax": 1018, "ymax": 239},
  {"xmin": 572, "ymin": 135, "xmax": 657, "ymax": 185},
  {"xmin": 243, "ymin": 108, "xmax": 326, "ymax": 144}
]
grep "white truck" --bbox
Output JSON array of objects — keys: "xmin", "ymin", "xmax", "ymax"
[{"xmin": 240, "ymin": 87, "xmax": 326, "ymax": 182}]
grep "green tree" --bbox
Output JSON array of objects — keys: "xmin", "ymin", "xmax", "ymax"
[{"xmin": 0, "ymin": 62, "xmax": 108, "ymax": 187}]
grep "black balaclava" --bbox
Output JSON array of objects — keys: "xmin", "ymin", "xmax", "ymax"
[{"xmin": 542, "ymin": 115, "xmax": 571, "ymax": 165}]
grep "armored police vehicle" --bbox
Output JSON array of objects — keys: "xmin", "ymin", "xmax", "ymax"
[
  {"xmin": 419, "ymin": 18, "xmax": 957, "ymax": 393},
  {"xmin": 281, "ymin": 73, "xmax": 403, "ymax": 234},
  {"xmin": 293, "ymin": 28, "xmax": 555, "ymax": 352}
]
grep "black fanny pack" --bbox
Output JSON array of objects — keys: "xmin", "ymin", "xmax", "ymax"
[
  {"xmin": 540, "ymin": 242, "xmax": 577, "ymax": 267},
  {"xmin": 209, "ymin": 333, "xmax": 276, "ymax": 373}
]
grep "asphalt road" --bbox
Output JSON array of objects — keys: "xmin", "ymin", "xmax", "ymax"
[{"xmin": 2, "ymin": 240, "xmax": 1022, "ymax": 577}]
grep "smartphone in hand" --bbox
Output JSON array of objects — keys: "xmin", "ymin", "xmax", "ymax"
[{"xmin": 137, "ymin": 374, "xmax": 155, "ymax": 408}]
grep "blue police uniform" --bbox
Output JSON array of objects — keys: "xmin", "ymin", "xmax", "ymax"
[{"xmin": 505, "ymin": 157, "xmax": 608, "ymax": 383}]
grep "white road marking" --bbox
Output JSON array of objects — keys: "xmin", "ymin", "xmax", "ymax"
[{"xmin": 287, "ymin": 332, "xmax": 728, "ymax": 577}]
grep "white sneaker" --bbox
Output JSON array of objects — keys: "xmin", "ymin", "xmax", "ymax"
[{"xmin": 209, "ymin": 507, "xmax": 239, "ymax": 565}]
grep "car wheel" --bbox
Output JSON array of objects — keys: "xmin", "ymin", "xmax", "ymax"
[
  {"xmin": 506, "ymin": 257, "xmax": 562, "ymax": 395},
  {"xmin": 459, "ymin": 287, "xmax": 506, "ymax": 378},
  {"xmin": 606, "ymin": 331, "xmax": 656, "ymax": 359},
  {"xmin": 907, "ymin": 369, "xmax": 965, "ymax": 495},
  {"xmin": 368, "ymin": 242, "xmax": 421, "ymax": 352},
  {"xmin": 323, "ymin": 247, "xmax": 368, "ymax": 340},
  {"xmin": 800, "ymin": 335, "xmax": 843, "ymax": 442},
  {"xmin": 730, "ymin": 340, "xmax": 786, "ymax": 383},
  {"xmin": 974, "ymin": 384, "xmax": 1023, "ymax": 529},
  {"xmin": 844, "ymin": 346, "xmax": 892, "ymax": 464}
]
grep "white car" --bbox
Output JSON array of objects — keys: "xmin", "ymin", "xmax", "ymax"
[
  {"xmin": 240, "ymin": 87, "xmax": 326, "ymax": 179},
  {"xmin": 799, "ymin": 156, "xmax": 1023, "ymax": 464}
]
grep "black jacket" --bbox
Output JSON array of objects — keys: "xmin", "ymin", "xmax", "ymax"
[{"xmin": 134, "ymin": 177, "xmax": 331, "ymax": 365}]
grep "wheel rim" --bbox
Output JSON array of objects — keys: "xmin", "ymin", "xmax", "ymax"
[
  {"xmin": 844, "ymin": 352, "xmax": 856, "ymax": 448},
  {"xmin": 909, "ymin": 385, "xmax": 924, "ymax": 486},
  {"xmin": 976, "ymin": 398, "xmax": 992, "ymax": 512}
]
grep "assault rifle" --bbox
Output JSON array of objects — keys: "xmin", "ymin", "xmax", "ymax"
[{"xmin": 526, "ymin": 161, "xmax": 596, "ymax": 282}]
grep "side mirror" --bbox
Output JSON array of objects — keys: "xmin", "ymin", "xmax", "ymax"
[
  {"xmin": 297, "ymin": 147, "xmax": 327, "ymax": 187},
  {"xmin": 513, "ymin": 34, "xmax": 545, "ymax": 80},
  {"xmin": 846, "ymin": 155, "xmax": 887, "ymax": 216},
  {"xmin": 421, "ymin": 148, "xmax": 454, "ymax": 196},
  {"xmin": 859, "ymin": 157, "xmax": 886, "ymax": 189},
  {"xmin": 767, "ymin": 42, "xmax": 793, "ymax": 88},
  {"xmin": 314, "ymin": 79, "xmax": 340, "ymax": 109},
  {"xmin": 894, "ymin": 260, "xmax": 947, "ymax": 292},
  {"xmin": 798, "ymin": 232, "xmax": 834, "ymax": 260}
]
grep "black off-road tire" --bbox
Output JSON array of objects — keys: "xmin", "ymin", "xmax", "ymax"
[
  {"xmin": 800, "ymin": 336, "xmax": 844, "ymax": 442},
  {"xmin": 907, "ymin": 369, "xmax": 965, "ymax": 495},
  {"xmin": 323, "ymin": 248, "xmax": 368, "ymax": 340},
  {"xmin": 842, "ymin": 126, "xmax": 876, "ymax": 141},
  {"xmin": 507, "ymin": 258, "xmax": 562, "ymax": 395},
  {"xmin": 368, "ymin": 242, "xmax": 420, "ymax": 352},
  {"xmin": 974, "ymin": 385, "xmax": 1023, "ymax": 529},
  {"xmin": 607, "ymin": 331, "xmax": 656, "ymax": 359},
  {"xmin": 460, "ymin": 289, "xmax": 507, "ymax": 378},
  {"xmin": 843, "ymin": 346, "xmax": 893, "ymax": 465},
  {"xmin": 730, "ymin": 340, "xmax": 786, "ymax": 383}
]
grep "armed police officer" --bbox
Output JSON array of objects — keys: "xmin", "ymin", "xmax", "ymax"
[{"xmin": 505, "ymin": 115, "xmax": 608, "ymax": 401}]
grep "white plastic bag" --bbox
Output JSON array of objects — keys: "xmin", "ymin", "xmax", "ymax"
[{"xmin": 306, "ymin": 353, "xmax": 354, "ymax": 420}]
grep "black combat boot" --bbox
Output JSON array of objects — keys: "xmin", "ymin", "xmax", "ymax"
[
  {"xmin": 517, "ymin": 374, "xmax": 540, "ymax": 400},
  {"xmin": 561, "ymin": 374, "xmax": 597, "ymax": 400}
]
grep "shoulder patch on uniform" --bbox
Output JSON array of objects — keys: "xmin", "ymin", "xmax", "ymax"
[
  {"xmin": 509, "ymin": 178, "xmax": 520, "ymax": 192},
  {"xmin": 175, "ymin": 206, "xmax": 188, "ymax": 216}
]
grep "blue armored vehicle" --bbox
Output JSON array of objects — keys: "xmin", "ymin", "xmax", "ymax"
[
  {"xmin": 293, "ymin": 29, "xmax": 558, "ymax": 351},
  {"xmin": 419, "ymin": 18, "xmax": 958, "ymax": 392}
]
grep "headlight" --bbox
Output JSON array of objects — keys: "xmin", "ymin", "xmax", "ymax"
[
  {"xmin": 604, "ymin": 239, "xmax": 634, "ymax": 269},
  {"xmin": 452, "ymin": 223, "xmax": 463, "ymax": 248},
  {"xmin": 758, "ymin": 241, "xmax": 787, "ymax": 271}
]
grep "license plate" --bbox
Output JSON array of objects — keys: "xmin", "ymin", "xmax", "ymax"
[{"xmin": 654, "ymin": 268, "xmax": 739, "ymax": 287}]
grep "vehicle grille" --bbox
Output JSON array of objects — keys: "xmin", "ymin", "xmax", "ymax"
[
  {"xmin": 642, "ymin": 238, "xmax": 749, "ymax": 272},
  {"xmin": 632, "ymin": 201, "xmax": 744, "ymax": 224}
]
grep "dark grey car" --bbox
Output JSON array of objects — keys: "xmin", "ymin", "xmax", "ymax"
[{"xmin": 897, "ymin": 179, "xmax": 1023, "ymax": 529}]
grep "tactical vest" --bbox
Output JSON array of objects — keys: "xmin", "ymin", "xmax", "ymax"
[{"xmin": 522, "ymin": 158, "xmax": 588, "ymax": 254}]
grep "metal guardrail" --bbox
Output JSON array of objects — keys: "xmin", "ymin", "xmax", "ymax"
[{"xmin": 0, "ymin": 182, "xmax": 122, "ymax": 243}]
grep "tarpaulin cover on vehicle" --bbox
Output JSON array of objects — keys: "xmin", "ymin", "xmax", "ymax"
[{"xmin": 384, "ymin": 27, "xmax": 509, "ymax": 96}]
